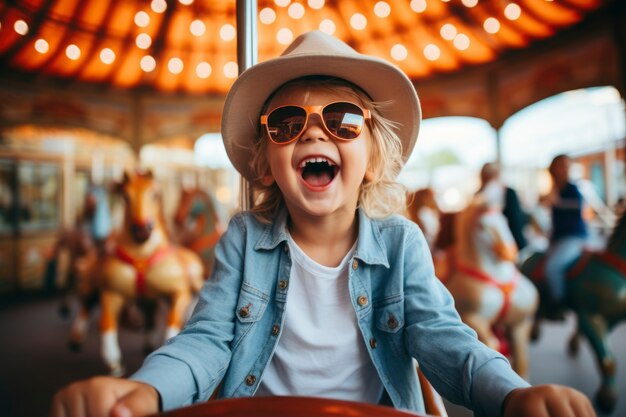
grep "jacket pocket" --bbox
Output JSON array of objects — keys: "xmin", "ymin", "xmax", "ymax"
[
  {"xmin": 375, "ymin": 299, "xmax": 405, "ymax": 334},
  {"xmin": 235, "ymin": 282, "xmax": 269, "ymax": 323},
  {"xmin": 231, "ymin": 283, "xmax": 269, "ymax": 350}
]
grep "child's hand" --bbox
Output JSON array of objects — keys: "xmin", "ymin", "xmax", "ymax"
[
  {"xmin": 50, "ymin": 376, "xmax": 159, "ymax": 417},
  {"xmin": 503, "ymin": 385, "xmax": 596, "ymax": 417}
]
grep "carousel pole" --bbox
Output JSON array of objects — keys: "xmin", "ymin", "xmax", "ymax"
[{"xmin": 236, "ymin": 0, "xmax": 258, "ymax": 211}]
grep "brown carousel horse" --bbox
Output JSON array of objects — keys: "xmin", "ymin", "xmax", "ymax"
[
  {"xmin": 99, "ymin": 170, "xmax": 204, "ymax": 375},
  {"xmin": 520, "ymin": 210, "xmax": 626, "ymax": 413},
  {"xmin": 173, "ymin": 187, "xmax": 225, "ymax": 279},
  {"xmin": 445, "ymin": 199, "xmax": 538, "ymax": 380}
]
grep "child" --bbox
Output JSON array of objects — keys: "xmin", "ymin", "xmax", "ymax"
[{"xmin": 51, "ymin": 31, "xmax": 595, "ymax": 417}]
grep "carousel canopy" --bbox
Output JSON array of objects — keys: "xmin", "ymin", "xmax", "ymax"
[{"xmin": 0, "ymin": 0, "xmax": 609, "ymax": 95}]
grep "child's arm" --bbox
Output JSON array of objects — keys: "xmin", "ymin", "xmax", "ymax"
[
  {"xmin": 50, "ymin": 376, "xmax": 159, "ymax": 417},
  {"xmin": 503, "ymin": 385, "xmax": 596, "ymax": 417}
]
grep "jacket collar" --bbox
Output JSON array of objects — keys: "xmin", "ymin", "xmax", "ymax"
[{"xmin": 254, "ymin": 206, "xmax": 389, "ymax": 268}]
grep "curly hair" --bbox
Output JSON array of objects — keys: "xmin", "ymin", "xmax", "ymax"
[{"xmin": 248, "ymin": 76, "xmax": 408, "ymax": 224}]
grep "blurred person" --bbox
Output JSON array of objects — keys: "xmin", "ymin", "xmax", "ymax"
[
  {"xmin": 477, "ymin": 162, "xmax": 529, "ymax": 252},
  {"xmin": 543, "ymin": 154, "xmax": 588, "ymax": 309}
]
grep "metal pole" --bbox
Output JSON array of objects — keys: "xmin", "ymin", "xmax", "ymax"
[{"xmin": 236, "ymin": 0, "xmax": 258, "ymax": 211}]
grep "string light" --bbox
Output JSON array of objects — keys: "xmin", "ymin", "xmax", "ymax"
[
  {"xmin": 223, "ymin": 61, "xmax": 238, "ymax": 78},
  {"xmin": 391, "ymin": 43, "xmax": 408, "ymax": 61},
  {"xmin": 34, "ymin": 39, "xmax": 49, "ymax": 54},
  {"xmin": 136, "ymin": 33, "xmax": 152, "ymax": 49},
  {"xmin": 350, "ymin": 13, "xmax": 367, "ymax": 30},
  {"xmin": 504, "ymin": 3, "xmax": 522, "ymax": 20},
  {"xmin": 168, "ymin": 57, "xmax": 184, "ymax": 74},
  {"xmin": 134, "ymin": 11, "xmax": 150, "ymax": 27},
  {"xmin": 14, "ymin": 19, "xmax": 29, "ymax": 35},
  {"xmin": 259, "ymin": 8, "xmax": 276, "ymax": 24},
  {"xmin": 374, "ymin": 1, "xmax": 391, "ymax": 18},
  {"xmin": 190, "ymin": 20, "xmax": 206, "ymax": 37},
  {"xmin": 484, "ymin": 17, "xmax": 500, "ymax": 34},
  {"xmin": 100, "ymin": 48, "xmax": 116, "ymax": 64},
  {"xmin": 220, "ymin": 24, "xmax": 236, "ymax": 41},
  {"xmin": 288, "ymin": 3, "xmax": 305, "ymax": 19},
  {"xmin": 440, "ymin": 23, "xmax": 457, "ymax": 40},
  {"xmin": 410, "ymin": 0, "xmax": 427, "ymax": 13},
  {"xmin": 277, "ymin": 28, "xmax": 294, "ymax": 44},
  {"xmin": 140, "ymin": 55, "xmax": 156, "ymax": 72},
  {"xmin": 453, "ymin": 34, "xmax": 470, "ymax": 50},
  {"xmin": 319, "ymin": 19, "xmax": 335, "ymax": 34},
  {"xmin": 196, "ymin": 62, "xmax": 211, "ymax": 78},
  {"xmin": 308, "ymin": 0, "xmax": 324, "ymax": 10},
  {"xmin": 423, "ymin": 44, "xmax": 440, "ymax": 61},
  {"xmin": 151, "ymin": 0, "xmax": 167, "ymax": 13},
  {"xmin": 66, "ymin": 44, "xmax": 81, "ymax": 60}
]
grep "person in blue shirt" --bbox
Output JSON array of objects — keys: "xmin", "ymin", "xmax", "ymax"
[
  {"xmin": 544, "ymin": 154, "xmax": 588, "ymax": 307},
  {"xmin": 51, "ymin": 32, "xmax": 595, "ymax": 417}
]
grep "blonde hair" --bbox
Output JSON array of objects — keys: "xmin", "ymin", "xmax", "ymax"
[{"xmin": 249, "ymin": 77, "xmax": 407, "ymax": 223}]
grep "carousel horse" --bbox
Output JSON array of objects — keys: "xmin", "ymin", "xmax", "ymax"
[
  {"xmin": 520, "ymin": 210, "xmax": 626, "ymax": 413},
  {"xmin": 173, "ymin": 187, "xmax": 225, "ymax": 278},
  {"xmin": 99, "ymin": 170, "xmax": 204, "ymax": 376},
  {"xmin": 445, "ymin": 199, "xmax": 538, "ymax": 380}
]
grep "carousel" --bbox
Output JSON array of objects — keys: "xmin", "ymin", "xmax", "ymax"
[{"xmin": 0, "ymin": 1, "xmax": 625, "ymax": 417}]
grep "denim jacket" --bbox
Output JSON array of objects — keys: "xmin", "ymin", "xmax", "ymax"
[{"xmin": 132, "ymin": 208, "xmax": 529, "ymax": 417}]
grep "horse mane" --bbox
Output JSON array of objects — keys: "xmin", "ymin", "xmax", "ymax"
[{"xmin": 606, "ymin": 210, "xmax": 626, "ymax": 251}]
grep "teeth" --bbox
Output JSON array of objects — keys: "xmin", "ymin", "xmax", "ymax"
[{"xmin": 299, "ymin": 157, "xmax": 335, "ymax": 168}]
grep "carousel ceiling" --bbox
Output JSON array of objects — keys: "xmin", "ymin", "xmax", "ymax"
[{"xmin": 0, "ymin": 0, "xmax": 608, "ymax": 96}]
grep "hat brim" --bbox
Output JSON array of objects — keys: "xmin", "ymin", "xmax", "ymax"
[{"xmin": 221, "ymin": 52, "xmax": 421, "ymax": 182}]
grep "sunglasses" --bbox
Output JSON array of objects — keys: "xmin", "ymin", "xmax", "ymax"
[{"xmin": 260, "ymin": 101, "xmax": 371, "ymax": 145}]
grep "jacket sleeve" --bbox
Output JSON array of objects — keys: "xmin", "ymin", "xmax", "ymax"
[
  {"xmin": 401, "ymin": 226, "xmax": 529, "ymax": 417},
  {"xmin": 131, "ymin": 214, "xmax": 247, "ymax": 410}
]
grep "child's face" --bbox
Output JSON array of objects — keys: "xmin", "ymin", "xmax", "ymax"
[{"xmin": 263, "ymin": 83, "xmax": 372, "ymax": 220}]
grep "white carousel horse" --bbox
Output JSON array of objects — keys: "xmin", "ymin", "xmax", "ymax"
[
  {"xmin": 445, "ymin": 198, "xmax": 538, "ymax": 379},
  {"xmin": 99, "ymin": 170, "xmax": 204, "ymax": 376}
]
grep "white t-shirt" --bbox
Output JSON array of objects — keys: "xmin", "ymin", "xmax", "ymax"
[{"xmin": 255, "ymin": 235, "xmax": 383, "ymax": 403}]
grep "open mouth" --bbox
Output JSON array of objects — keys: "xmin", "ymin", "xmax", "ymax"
[{"xmin": 298, "ymin": 157, "xmax": 339, "ymax": 187}]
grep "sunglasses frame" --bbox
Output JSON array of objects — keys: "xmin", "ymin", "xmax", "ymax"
[{"xmin": 260, "ymin": 101, "xmax": 371, "ymax": 145}]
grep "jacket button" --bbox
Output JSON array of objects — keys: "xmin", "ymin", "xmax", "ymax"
[
  {"xmin": 357, "ymin": 295, "xmax": 368, "ymax": 307},
  {"xmin": 352, "ymin": 259, "xmax": 359, "ymax": 270},
  {"xmin": 271, "ymin": 324, "xmax": 280, "ymax": 336},
  {"xmin": 283, "ymin": 244, "xmax": 289, "ymax": 253},
  {"xmin": 370, "ymin": 338, "xmax": 377, "ymax": 349},
  {"xmin": 245, "ymin": 374, "xmax": 256, "ymax": 386},
  {"xmin": 278, "ymin": 280, "xmax": 288, "ymax": 290},
  {"xmin": 239, "ymin": 306, "xmax": 250, "ymax": 318},
  {"xmin": 387, "ymin": 316, "xmax": 398, "ymax": 329}
]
